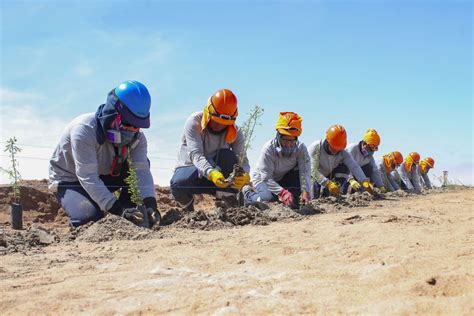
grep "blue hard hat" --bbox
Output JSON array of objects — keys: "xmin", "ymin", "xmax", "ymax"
[{"xmin": 114, "ymin": 80, "xmax": 151, "ymax": 128}]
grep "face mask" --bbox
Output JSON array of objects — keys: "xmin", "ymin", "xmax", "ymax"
[
  {"xmin": 275, "ymin": 134, "xmax": 298, "ymax": 157},
  {"xmin": 361, "ymin": 147, "xmax": 369, "ymax": 157},
  {"xmin": 360, "ymin": 141, "xmax": 373, "ymax": 157},
  {"xmin": 106, "ymin": 116, "xmax": 138, "ymax": 147}
]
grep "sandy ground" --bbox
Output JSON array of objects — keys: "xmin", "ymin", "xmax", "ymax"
[{"xmin": 0, "ymin": 187, "xmax": 473, "ymax": 315}]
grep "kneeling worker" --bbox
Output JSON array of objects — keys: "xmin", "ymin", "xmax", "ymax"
[
  {"xmin": 309, "ymin": 124, "xmax": 372, "ymax": 198},
  {"xmin": 170, "ymin": 89, "xmax": 250, "ymax": 212},
  {"xmin": 242, "ymin": 112, "xmax": 311, "ymax": 208},
  {"xmin": 346, "ymin": 128, "xmax": 386, "ymax": 193},
  {"xmin": 377, "ymin": 151, "xmax": 404, "ymax": 192},
  {"xmin": 419, "ymin": 157, "xmax": 435, "ymax": 189},
  {"xmin": 395, "ymin": 151, "xmax": 422, "ymax": 193}
]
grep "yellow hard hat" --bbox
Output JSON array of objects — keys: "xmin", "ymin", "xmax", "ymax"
[{"xmin": 362, "ymin": 128, "xmax": 380, "ymax": 149}]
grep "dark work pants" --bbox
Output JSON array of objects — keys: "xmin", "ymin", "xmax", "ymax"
[
  {"xmin": 313, "ymin": 163, "xmax": 349, "ymax": 198},
  {"xmin": 170, "ymin": 149, "xmax": 238, "ymax": 206},
  {"xmin": 55, "ymin": 163, "xmax": 135, "ymax": 227}
]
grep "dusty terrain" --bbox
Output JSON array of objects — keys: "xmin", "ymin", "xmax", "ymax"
[{"xmin": 0, "ymin": 181, "xmax": 473, "ymax": 315}]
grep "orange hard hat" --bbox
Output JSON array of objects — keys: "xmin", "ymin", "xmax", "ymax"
[
  {"xmin": 363, "ymin": 128, "xmax": 381, "ymax": 148},
  {"xmin": 409, "ymin": 152, "xmax": 420, "ymax": 163},
  {"xmin": 209, "ymin": 89, "xmax": 238, "ymax": 125},
  {"xmin": 326, "ymin": 124, "xmax": 347, "ymax": 151},
  {"xmin": 424, "ymin": 157, "xmax": 435, "ymax": 168},
  {"xmin": 391, "ymin": 151, "xmax": 403, "ymax": 165}
]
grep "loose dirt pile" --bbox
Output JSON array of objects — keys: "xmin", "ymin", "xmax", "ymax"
[
  {"xmin": 0, "ymin": 223, "xmax": 61, "ymax": 254},
  {"xmin": 72, "ymin": 215, "xmax": 153, "ymax": 243},
  {"xmin": 0, "ymin": 180, "xmax": 470, "ymax": 256}
]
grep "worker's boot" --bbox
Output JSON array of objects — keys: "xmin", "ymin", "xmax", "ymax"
[{"xmin": 177, "ymin": 197, "xmax": 194, "ymax": 213}]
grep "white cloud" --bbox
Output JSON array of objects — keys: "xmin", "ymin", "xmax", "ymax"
[
  {"xmin": 0, "ymin": 88, "xmax": 44, "ymax": 104},
  {"xmin": 0, "ymin": 88, "xmax": 67, "ymax": 184}
]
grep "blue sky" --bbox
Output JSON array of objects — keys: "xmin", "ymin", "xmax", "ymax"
[{"xmin": 1, "ymin": 0, "xmax": 472, "ymax": 185}]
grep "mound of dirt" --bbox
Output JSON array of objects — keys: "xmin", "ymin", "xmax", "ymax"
[
  {"xmin": 309, "ymin": 191, "xmax": 376, "ymax": 213},
  {"xmin": 159, "ymin": 201, "xmax": 321, "ymax": 231},
  {"xmin": 0, "ymin": 180, "xmax": 65, "ymax": 229},
  {"xmin": 72, "ymin": 215, "xmax": 153, "ymax": 243},
  {"xmin": 218, "ymin": 205, "xmax": 272, "ymax": 226}
]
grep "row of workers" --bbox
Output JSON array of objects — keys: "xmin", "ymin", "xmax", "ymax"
[
  {"xmin": 169, "ymin": 89, "xmax": 435, "ymax": 210},
  {"xmin": 48, "ymin": 81, "xmax": 434, "ymax": 227}
]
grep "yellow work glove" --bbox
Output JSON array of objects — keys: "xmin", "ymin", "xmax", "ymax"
[
  {"xmin": 362, "ymin": 180, "xmax": 374, "ymax": 195},
  {"xmin": 348, "ymin": 179, "xmax": 361, "ymax": 190},
  {"xmin": 326, "ymin": 181, "xmax": 340, "ymax": 197},
  {"xmin": 208, "ymin": 169, "xmax": 230, "ymax": 188},
  {"xmin": 379, "ymin": 186, "xmax": 387, "ymax": 194},
  {"xmin": 232, "ymin": 172, "xmax": 250, "ymax": 190}
]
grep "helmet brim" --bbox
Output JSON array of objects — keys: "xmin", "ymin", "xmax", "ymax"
[{"xmin": 117, "ymin": 101, "xmax": 150, "ymax": 128}]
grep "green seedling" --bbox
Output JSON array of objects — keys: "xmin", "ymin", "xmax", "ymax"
[{"xmin": 1, "ymin": 137, "xmax": 22, "ymax": 203}]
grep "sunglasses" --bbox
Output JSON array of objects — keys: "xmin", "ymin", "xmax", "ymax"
[
  {"xmin": 121, "ymin": 122, "xmax": 140, "ymax": 132},
  {"xmin": 210, "ymin": 112, "xmax": 236, "ymax": 121},
  {"xmin": 368, "ymin": 144, "xmax": 378, "ymax": 151}
]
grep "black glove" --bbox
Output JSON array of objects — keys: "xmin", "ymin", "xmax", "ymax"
[
  {"xmin": 146, "ymin": 207, "xmax": 161, "ymax": 228},
  {"xmin": 109, "ymin": 198, "xmax": 160, "ymax": 228},
  {"xmin": 122, "ymin": 207, "xmax": 146, "ymax": 226},
  {"xmin": 108, "ymin": 200, "xmax": 123, "ymax": 216},
  {"xmin": 144, "ymin": 197, "xmax": 161, "ymax": 228},
  {"xmin": 109, "ymin": 200, "xmax": 146, "ymax": 226}
]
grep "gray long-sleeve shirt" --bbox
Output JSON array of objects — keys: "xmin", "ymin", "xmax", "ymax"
[
  {"xmin": 394, "ymin": 163, "xmax": 423, "ymax": 193},
  {"xmin": 376, "ymin": 157, "xmax": 400, "ymax": 191},
  {"xmin": 346, "ymin": 142, "xmax": 384, "ymax": 187},
  {"xmin": 49, "ymin": 113, "xmax": 156, "ymax": 211},
  {"xmin": 174, "ymin": 112, "xmax": 250, "ymax": 177},
  {"xmin": 418, "ymin": 169, "xmax": 432, "ymax": 189},
  {"xmin": 308, "ymin": 140, "xmax": 367, "ymax": 186},
  {"xmin": 251, "ymin": 139, "xmax": 312, "ymax": 196}
]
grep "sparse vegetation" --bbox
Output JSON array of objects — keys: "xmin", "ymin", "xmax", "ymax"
[
  {"xmin": 227, "ymin": 105, "xmax": 264, "ymax": 184},
  {"xmin": 1, "ymin": 137, "xmax": 22, "ymax": 203},
  {"xmin": 237, "ymin": 105, "xmax": 264, "ymax": 166}
]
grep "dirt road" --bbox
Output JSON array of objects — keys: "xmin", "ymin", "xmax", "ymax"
[{"xmin": 1, "ymin": 188, "xmax": 473, "ymax": 315}]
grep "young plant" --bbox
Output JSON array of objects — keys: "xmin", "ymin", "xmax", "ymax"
[
  {"xmin": 227, "ymin": 105, "xmax": 264, "ymax": 183},
  {"xmin": 124, "ymin": 155, "xmax": 143, "ymax": 206},
  {"xmin": 237, "ymin": 105, "xmax": 264, "ymax": 166},
  {"xmin": 1, "ymin": 137, "xmax": 22, "ymax": 203}
]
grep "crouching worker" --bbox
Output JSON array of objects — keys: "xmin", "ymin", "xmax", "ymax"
[
  {"xmin": 309, "ymin": 124, "xmax": 371, "ymax": 198},
  {"xmin": 377, "ymin": 151, "xmax": 404, "ymax": 192},
  {"xmin": 419, "ymin": 157, "xmax": 435, "ymax": 189},
  {"xmin": 395, "ymin": 152, "xmax": 422, "ymax": 193},
  {"xmin": 49, "ymin": 80, "xmax": 160, "ymax": 228},
  {"xmin": 242, "ymin": 112, "xmax": 311, "ymax": 208},
  {"xmin": 345, "ymin": 128, "xmax": 386, "ymax": 193},
  {"xmin": 170, "ymin": 89, "xmax": 250, "ymax": 212}
]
